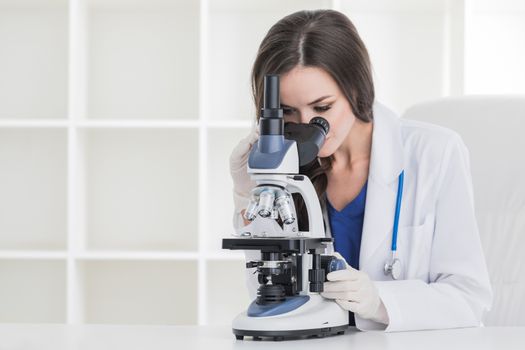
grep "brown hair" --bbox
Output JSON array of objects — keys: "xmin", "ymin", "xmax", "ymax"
[{"xmin": 251, "ymin": 9, "xmax": 375, "ymax": 231}]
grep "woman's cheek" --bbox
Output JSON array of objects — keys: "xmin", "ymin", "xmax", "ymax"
[{"xmin": 318, "ymin": 137, "xmax": 334, "ymax": 157}]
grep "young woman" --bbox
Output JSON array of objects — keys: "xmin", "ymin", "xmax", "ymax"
[{"xmin": 229, "ymin": 9, "xmax": 492, "ymax": 332}]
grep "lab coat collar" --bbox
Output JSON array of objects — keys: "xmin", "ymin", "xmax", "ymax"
[
  {"xmin": 368, "ymin": 101, "xmax": 404, "ymax": 186},
  {"xmin": 361, "ymin": 101, "xmax": 404, "ymax": 268}
]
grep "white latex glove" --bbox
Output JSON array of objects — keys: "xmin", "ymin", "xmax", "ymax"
[
  {"xmin": 321, "ymin": 252, "xmax": 389, "ymax": 325},
  {"xmin": 229, "ymin": 124, "xmax": 260, "ymax": 214}
]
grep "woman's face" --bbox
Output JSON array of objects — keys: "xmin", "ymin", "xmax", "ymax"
[{"xmin": 279, "ymin": 65, "xmax": 356, "ymax": 158}]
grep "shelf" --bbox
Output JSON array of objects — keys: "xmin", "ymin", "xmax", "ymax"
[
  {"xmin": 0, "ymin": 119, "xmax": 253, "ymax": 129},
  {"xmin": 205, "ymin": 251, "xmax": 244, "ymax": 261},
  {"xmin": 0, "ymin": 250, "xmax": 67, "ymax": 260},
  {"xmin": 76, "ymin": 119, "xmax": 200, "ymax": 128},
  {"xmin": 0, "ymin": 0, "xmax": 68, "ymax": 119},
  {"xmin": 0, "ymin": 250, "xmax": 245, "ymax": 261},
  {"xmin": 81, "ymin": 128, "xmax": 199, "ymax": 251},
  {"xmin": 0, "ymin": 128, "xmax": 67, "ymax": 250},
  {"xmin": 206, "ymin": 127, "xmax": 250, "ymax": 253},
  {"xmin": 79, "ymin": 260, "xmax": 197, "ymax": 324},
  {"xmin": 0, "ymin": 119, "xmax": 69, "ymax": 128},
  {"xmin": 86, "ymin": 0, "xmax": 200, "ymax": 119},
  {"xmin": 206, "ymin": 120, "xmax": 252, "ymax": 129},
  {"xmin": 206, "ymin": 260, "xmax": 251, "ymax": 325},
  {"xmin": 75, "ymin": 250, "xmax": 198, "ymax": 261},
  {"xmin": 0, "ymin": 259, "xmax": 65, "ymax": 323}
]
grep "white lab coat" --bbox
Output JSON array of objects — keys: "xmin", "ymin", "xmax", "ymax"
[{"xmin": 233, "ymin": 101, "xmax": 493, "ymax": 332}]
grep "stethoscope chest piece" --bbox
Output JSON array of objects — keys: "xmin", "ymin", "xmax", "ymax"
[{"xmin": 384, "ymin": 257, "xmax": 402, "ymax": 280}]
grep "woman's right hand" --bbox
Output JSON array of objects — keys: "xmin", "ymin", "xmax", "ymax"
[{"xmin": 229, "ymin": 124, "xmax": 260, "ymax": 214}]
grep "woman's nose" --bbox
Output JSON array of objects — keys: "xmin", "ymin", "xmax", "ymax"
[{"xmin": 298, "ymin": 112, "xmax": 314, "ymax": 124}]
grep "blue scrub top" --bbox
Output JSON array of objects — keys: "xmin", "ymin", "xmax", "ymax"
[{"xmin": 326, "ymin": 180, "xmax": 368, "ymax": 270}]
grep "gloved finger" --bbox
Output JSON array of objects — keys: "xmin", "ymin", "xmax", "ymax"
[
  {"xmin": 332, "ymin": 252, "xmax": 350, "ymax": 268},
  {"xmin": 230, "ymin": 139, "xmax": 252, "ymax": 168},
  {"xmin": 320, "ymin": 290, "xmax": 360, "ymax": 301},
  {"xmin": 323, "ymin": 280, "xmax": 360, "ymax": 292},
  {"xmin": 242, "ymin": 124, "xmax": 260, "ymax": 150},
  {"xmin": 229, "ymin": 127, "xmax": 260, "ymax": 169},
  {"xmin": 326, "ymin": 267, "xmax": 360, "ymax": 282},
  {"xmin": 335, "ymin": 299, "xmax": 362, "ymax": 313}
]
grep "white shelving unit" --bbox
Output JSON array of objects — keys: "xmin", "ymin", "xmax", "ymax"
[{"xmin": 1, "ymin": 0, "xmax": 523, "ymax": 325}]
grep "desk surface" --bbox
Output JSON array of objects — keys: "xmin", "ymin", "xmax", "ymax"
[{"xmin": 0, "ymin": 324, "xmax": 523, "ymax": 350}]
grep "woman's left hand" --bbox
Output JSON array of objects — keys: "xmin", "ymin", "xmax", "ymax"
[{"xmin": 321, "ymin": 253, "xmax": 389, "ymax": 325}]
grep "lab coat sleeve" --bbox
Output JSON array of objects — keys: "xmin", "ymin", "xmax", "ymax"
[{"xmin": 360, "ymin": 134, "xmax": 493, "ymax": 332}]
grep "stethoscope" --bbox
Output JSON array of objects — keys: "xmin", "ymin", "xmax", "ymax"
[{"xmin": 383, "ymin": 170, "xmax": 404, "ymax": 280}]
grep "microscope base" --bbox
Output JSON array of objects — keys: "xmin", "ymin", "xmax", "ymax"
[
  {"xmin": 231, "ymin": 294, "xmax": 349, "ymax": 341},
  {"xmin": 233, "ymin": 324, "xmax": 348, "ymax": 341}
]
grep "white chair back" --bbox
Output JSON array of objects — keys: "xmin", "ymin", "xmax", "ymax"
[{"xmin": 402, "ymin": 96, "xmax": 525, "ymax": 326}]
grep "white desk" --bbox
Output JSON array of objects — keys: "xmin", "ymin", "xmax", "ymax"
[{"xmin": 0, "ymin": 324, "xmax": 523, "ymax": 350}]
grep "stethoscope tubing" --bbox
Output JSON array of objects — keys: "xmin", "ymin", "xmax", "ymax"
[
  {"xmin": 383, "ymin": 170, "xmax": 405, "ymax": 280},
  {"xmin": 391, "ymin": 170, "xmax": 404, "ymax": 252}
]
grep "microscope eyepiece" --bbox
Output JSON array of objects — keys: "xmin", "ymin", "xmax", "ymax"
[
  {"xmin": 254, "ymin": 74, "xmax": 286, "ymax": 154},
  {"xmin": 260, "ymin": 75, "xmax": 284, "ymax": 135},
  {"xmin": 310, "ymin": 116, "xmax": 330, "ymax": 135},
  {"xmin": 263, "ymin": 74, "xmax": 280, "ymax": 110}
]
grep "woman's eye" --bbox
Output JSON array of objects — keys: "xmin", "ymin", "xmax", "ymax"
[
  {"xmin": 314, "ymin": 105, "xmax": 331, "ymax": 113},
  {"xmin": 282, "ymin": 108, "xmax": 294, "ymax": 115}
]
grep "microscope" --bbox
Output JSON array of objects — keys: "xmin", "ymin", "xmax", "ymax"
[{"xmin": 222, "ymin": 74, "xmax": 349, "ymax": 341}]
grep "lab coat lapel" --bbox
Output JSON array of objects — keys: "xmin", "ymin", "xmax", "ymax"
[{"xmin": 359, "ymin": 102, "xmax": 404, "ymax": 269}]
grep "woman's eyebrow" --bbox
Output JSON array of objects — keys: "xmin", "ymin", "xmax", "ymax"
[
  {"xmin": 308, "ymin": 95, "xmax": 333, "ymax": 105},
  {"xmin": 281, "ymin": 95, "xmax": 333, "ymax": 108}
]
